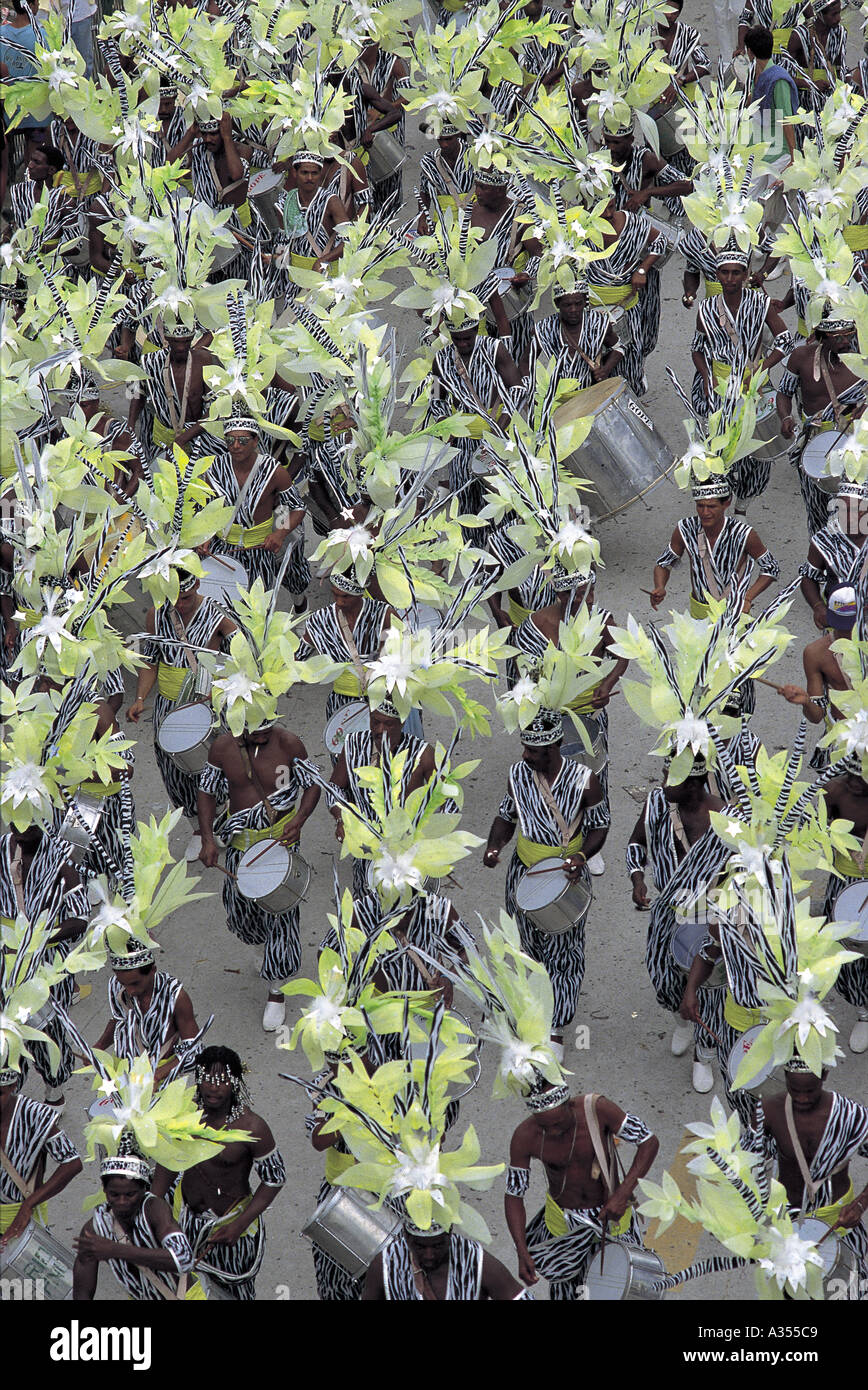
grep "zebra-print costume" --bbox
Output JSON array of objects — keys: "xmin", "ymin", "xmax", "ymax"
[
  {"xmin": 587, "ymin": 211, "xmax": 664, "ymax": 396},
  {"xmin": 199, "ymin": 758, "xmax": 315, "ymax": 982},
  {"xmin": 626, "ymin": 787, "xmax": 719, "ymax": 1063},
  {"xmin": 745, "ymin": 1092, "xmax": 868, "ymax": 1282},
  {"xmin": 91, "ymin": 1193, "xmax": 195, "ymax": 1301},
  {"xmin": 9, "ymin": 179, "xmax": 79, "ymax": 253},
  {"xmin": 513, "ymin": 1109, "xmax": 652, "ymax": 1299},
  {"xmin": 107, "ymin": 969, "xmax": 201, "ymax": 1074},
  {"xmin": 354, "ymin": 52, "xmax": 409, "ymax": 217},
  {"xmin": 143, "ymin": 598, "xmax": 230, "ymax": 820},
  {"xmin": 529, "ymin": 310, "xmax": 618, "ymax": 392},
  {"xmin": 179, "ymin": 1142, "xmax": 286, "ymax": 1301},
  {"xmin": 419, "ymin": 145, "xmax": 474, "ymax": 211},
  {"xmin": 381, "ymin": 1229, "xmax": 486, "ymax": 1300},
  {"xmin": 189, "ymin": 143, "xmax": 251, "ymax": 283},
  {"xmin": 139, "ymin": 347, "xmax": 223, "ymax": 462},
  {"xmin": 472, "ymin": 200, "xmax": 539, "ymax": 364},
  {"xmin": 0, "ymin": 1093, "xmax": 79, "ymax": 1204},
  {"xmin": 430, "ymin": 335, "xmax": 507, "ymax": 527},
  {"xmin": 644, "ymin": 821, "xmax": 732, "ymax": 1013},
  {"xmin": 799, "ymin": 521, "xmax": 867, "ymax": 596},
  {"xmin": 205, "ymin": 451, "xmax": 310, "ymax": 596},
  {"xmin": 784, "ymin": 22, "xmax": 848, "ymax": 114},
  {"xmin": 334, "ymin": 731, "xmax": 430, "ymax": 897},
  {"xmin": 707, "ymin": 727, "xmax": 761, "ymax": 802},
  {"xmin": 737, "ymin": 1, "xmax": 800, "ymax": 31},
  {"xmin": 655, "ymin": 514, "xmax": 779, "ymax": 627},
  {"xmin": 499, "ymin": 759, "xmax": 608, "ymax": 1029},
  {"xmin": 682, "ymin": 225, "xmax": 718, "ymax": 287},
  {"xmin": 692, "ymin": 289, "xmax": 793, "ymax": 499},
  {"xmin": 487, "ymin": 526, "xmax": 556, "ymax": 622},
  {"xmin": 822, "ymin": 869, "xmax": 868, "ymax": 1011},
  {"xmin": 344, "ymin": 890, "xmax": 473, "ymax": 998},
  {"xmin": 296, "ymin": 600, "xmax": 391, "ymax": 724},
  {"xmin": 778, "ymin": 360, "xmax": 867, "ymax": 534},
  {"xmin": 654, "ymin": 23, "xmax": 710, "ymax": 176},
  {"xmin": 612, "ymin": 142, "xmax": 686, "ymax": 220},
  {"xmin": 57, "ymin": 732, "xmax": 136, "ymax": 899},
  {"xmin": 0, "ymin": 833, "xmax": 88, "ymax": 1090}
]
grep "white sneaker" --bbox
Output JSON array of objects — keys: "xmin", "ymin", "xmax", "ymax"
[
  {"xmin": 185, "ymin": 833, "xmax": 202, "ymax": 862},
  {"xmin": 262, "ymin": 997, "xmax": 286, "ymax": 1032},
  {"xmin": 692, "ymin": 1060, "xmax": 714, "ymax": 1093},
  {"xmin": 671, "ymin": 1020, "xmax": 693, "ymax": 1056},
  {"xmin": 586, "ymin": 853, "xmax": 605, "ymax": 876},
  {"xmin": 849, "ymin": 1016, "xmax": 868, "ymax": 1054}
]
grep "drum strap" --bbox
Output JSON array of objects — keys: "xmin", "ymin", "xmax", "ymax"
[
  {"xmin": 168, "ymin": 608, "xmax": 198, "ymax": 680},
  {"xmin": 238, "ymin": 742, "xmax": 278, "ymax": 826},
  {"xmin": 667, "ymin": 801, "xmax": 688, "ymax": 857},
  {"xmin": 10, "ymin": 844, "xmax": 26, "ymax": 915},
  {"xmin": 161, "ymin": 353, "xmax": 193, "ymax": 435},
  {"xmin": 222, "ymin": 455, "xmax": 273, "ymax": 539},
  {"xmin": 452, "ymin": 349, "xmax": 493, "ymax": 419},
  {"xmin": 533, "ymin": 771, "xmax": 581, "ymax": 851},
  {"xmin": 434, "ymin": 152, "xmax": 469, "ymax": 211},
  {"xmin": 784, "ymin": 1096, "xmax": 820, "ymax": 1210},
  {"xmin": 582, "ymin": 1094, "xmax": 617, "ymax": 1197},
  {"xmin": 697, "ymin": 529, "xmax": 747, "ymax": 602},
  {"xmin": 816, "ymin": 350, "xmax": 846, "ymax": 431},
  {"xmin": 409, "ymin": 1250, "xmax": 441, "ymax": 1301},
  {"xmin": 111, "ymin": 1216, "xmax": 188, "ymax": 1301},
  {"xmin": 0, "ymin": 1148, "xmax": 35, "ymax": 1200},
  {"xmin": 394, "ymin": 929, "xmax": 441, "ymax": 990},
  {"xmin": 337, "ymin": 610, "xmax": 369, "ymax": 693}
]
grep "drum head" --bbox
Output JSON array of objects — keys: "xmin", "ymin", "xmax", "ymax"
[
  {"xmin": 87, "ymin": 1096, "xmax": 120, "ymax": 1120},
  {"xmin": 237, "ymin": 841, "xmax": 291, "ymax": 897},
  {"xmin": 158, "ymin": 703, "xmax": 213, "ymax": 754},
  {"xmin": 324, "ymin": 700, "xmax": 370, "ymax": 756},
  {"xmin": 727, "ymin": 1024, "xmax": 776, "ymax": 1090},
  {"xmin": 802, "ymin": 431, "xmax": 848, "ymax": 480},
  {"xmin": 198, "ymin": 554, "xmax": 249, "ymax": 605},
  {"xmin": 247, "ymin": 169, "xmax": 283, "ymax": 197},
  {"xmin": 554, "ymin": 377, "xmax": 624, "ymax": 424},
  {"xmin": 833, "ymin": 882, "xmax": 868, "ymax": 942},
  {"xmin": 587, "ymin": 1243, "xmax": 632, "ymax": 1299},
  {"xmin": 515, "ymin": 858, "xmax": 567, "ymax": 911},
  {"xmin": 670, "ymin": 920, "xmax": 705, "ymax": 972},
  {"xmin": 793, "ymin": 1219, "xmax": 838, "ymax": 1277}
]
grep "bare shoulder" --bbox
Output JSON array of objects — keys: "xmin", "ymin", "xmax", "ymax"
[
  {"xmin": 275, "ymin": 726, "xmax": 305, "ymax": 759},
  {"xmin": 207, "ymin": 730, "xmax": 235, "ymax": 765}
]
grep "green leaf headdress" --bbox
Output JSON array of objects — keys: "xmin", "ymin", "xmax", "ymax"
[
  {"xmin": 498, "ymin": 606, "xmax": 615, "ymax": 740},
  {"xmin": 393, "ymin": 205, "xmax": 499, "ymax": 329},
  {"xmin": 132, "ymin": 446, "xmax": 233, "ymax": 608},
  {"xmin": 608, "ymin": 579, "xmax": 798, "ymax": 785}
]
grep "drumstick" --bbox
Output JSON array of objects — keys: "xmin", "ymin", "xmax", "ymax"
[
  {"xmin": 208, "ymin": 553, "xmax": 238, "ymax": 572},
  {"xmin": 815, "ymin": 1224, "xmax": 838, "ymax": 1247},
  {"xmin": 213, "ymin": 864, "xmax": 238, "ymax": 881},
  {"xmin": 694, "ymin": 1016, "xmax": 724, "ymax": 1046},
  {"xmin": 754, "ymin": 675, "xmax": 787, "ymax": 695}
]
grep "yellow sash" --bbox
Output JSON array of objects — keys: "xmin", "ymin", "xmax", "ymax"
[
  {"xmin": 157, "ymin": 663, "xmax": 188, "ymax": 702},
  {"xmin": 516, "ymin": 833, "xmax": 585, "ymax": 868},
  {"xmin": 704, "ymin": 278, "xmax": 722, "ymax": 297},
  {"xmin": 54, "ymin": 170, "xmax": 102, "ymax": 199},
  {"xmin": 772, "ymin": 27, "xmax": 793, "ymax": 47},
  {"xmin": 590, "ymin": 284, "xmax": 639, "ymax": 310},
  {"xmin": 689, "ymin": 594, "xmax": 710, "ymax": 620},
  {"xmin": 842, "ymin": 225, "xmax": 868, "ymax": 252},
  {"xmin": 237, "ymin": 200, "xmax": 252, "ymax": 230},
  {"xmin": 230, "ymin": 810, "xmax": 296, "ymax": 853},
  {"xmin": 544, "ymin": 1192, "xmax": 631, "ymax": 1239},
  {"xmin": 712, "ymin": 360, "xmax": 750, "ymax": 392},
  {"xmin": 308, "ymin": 408, "xmax": 352, "ymax": 442},
  {"xmin": 225, "ymin": 516, "xmax": 273, "ymax": 549},
  {"xmin": 813, "ymin": 1181, "xmax": 855, "ymax": 1232},
  {"xmin": 0, "ymin": 1202, "xmax": 48, "ymax": 1234},
  {"xmin": 333, "ymin": 671, "xmax": 363, "ymax": 697},
  {"xmin": 724, "ymin": 991, "xmax": 764, "ymax": 1032},
  {"xmin": 436, "ymin": 194, "xmax": 458, "ymax": 212}
]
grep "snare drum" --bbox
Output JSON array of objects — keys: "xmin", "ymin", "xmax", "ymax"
[
  {"xmin": 722, "ymin": 54, "xmax": 751, "ymax": 89},
  {"xmin": 793, "ymin": 1218, "xmax": 858, "ymax": 1297},
  {"xmin": 492, "ymin": 267, "xmax": 533, "ymax": 327},
  {"xmin": 408, "ymin": 1011, "xmax": 481, "ymax": 1100},
  {"xmin": 246, "ymin": 168, "xmax": 285, "ymax": 237},
  {"xmin": 563, "ymin": 710, "xmax": 606, "ymax": 774},
  {"xmin": 606, "ymin": 304, "xmax": 634, "ymax": 347},
  {"xmin": 727, "ymin": 1024, "xmax": 782, "ymax": 1101},
  {"xmin": 197, "ymin": 553, "xmax": 249, "ymax": 607},
  {"xmin": 177, "ymin": 659, "xmax": 222, "ymax": 705},
  {"xmin": 833, "ymin": 881, "xmax": 868, "ymax": 956},
  {"xmin": 586, "ymin": 1242, "xmax": 666, "ymax": 1300},
  {"xmin": 515, "ymin": 857, "xmax": 592, "ymax": 936},
  {"xmin": 801, "ymin": 429, "xmax": 850, "ymax": 496},
  {"xmin": 670, "ymin": 920, "xmax": 727, "ymax": 989},
  {"xmin": 647, "ymin": 91, "xmax": 684, "ymax": 159},
  {"xmin": 58, "ymin": 794, "xmax": 103, "ymax": 862},
  {"xmin": 553, "ymin": 378, "xmax": 676, "ymax": 520},
  {"xmin": 323, "ymin": 700, "xmax": 370, "ymax": 759},
  {"xmin": 236, "ymin": 840, "xmax": 311, "ymax": 915},
  {"xmin": 0, "ymin": 1221, "xmax": 75, "ymax": 1300},
  {"xmin": 747, "ymin": 390, "xmax": 788, "ymax": 461},
  {"xmin": 157, "ymin": 701, "xmax": 215, "ymax": 775},
  {"xmin": 645, "ymin": 214, "xmax": 682, "ymax": 270},
  {"xmin": 85, "ymin": 1094, "xmax": 121, "ymax": 1161},
  {"xmin": 365, "ymin": 130, "xmax": 406, "ymax": 184},
  {"xmin": 301, "ymin": 1187, "xmax": 402, "ymax": 1278}
]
